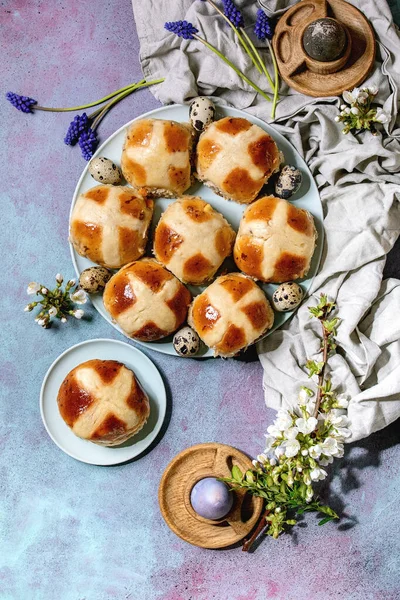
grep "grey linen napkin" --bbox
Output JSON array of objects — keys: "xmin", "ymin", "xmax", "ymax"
[{"xmin": 131, "ymin": 0, "xmax": 400, "ymax": 442}]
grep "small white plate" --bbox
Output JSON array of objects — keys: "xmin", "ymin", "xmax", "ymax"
[
  {"xmin": 70, "ymin": 105, "xmax": 324, "ymax": 357},
  {"xmin": 40, "ymin": 338, "xmax": 167, "ymax": 465}
]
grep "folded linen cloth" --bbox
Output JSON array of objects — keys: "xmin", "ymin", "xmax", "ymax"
[{"xmin": 131, "ymin": 0, "xmax": 400, "ymax": 441}]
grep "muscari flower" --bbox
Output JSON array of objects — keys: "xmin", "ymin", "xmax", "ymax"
[
  {"xmin": 222, "ymin": 0, "xmax": 244, "ymax": 28},
  {"xmin": 64, "ymin": 113, "xmax": 91, "ymax": 146},
  {"xmin": 6, "ymin": 92, "xmax": 37, "ymax": 113},
  {"xmin": 164, "ymin": 20, "xmax": 198, "ymax": 40},
  {"xmin": 254, "ymin": 8, "xmax": 273, "ymax": 41},
  {"xmin": 79, "ymin": 128, "xmax": 98, "ymax": 161}
]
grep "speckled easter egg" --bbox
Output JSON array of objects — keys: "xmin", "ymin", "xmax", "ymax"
[
  {"xmin": 189, "ymin": 97, "xmax": 216, "ymax": 132},
  {"xmin": 88, "ymin": 157, "xmax": 122, "ymax": 185},
  {"xmin": 272, "ymin": 282, "xmax": 304, "ymax": 312},
  {"xmin": 190, "ymin": 477, "xmax": 233, "ymax": 520},
  {"xmin": 275, "ymin": 165, "xmax": 302, "ymax": 199},
  {"xmin": 303, "ymin": 18, "xmax": 347, "ymax": 62},
  {"xmin": 79, "ymin": 266, "xmax": 112, "ymax": 293},
  {"xmin": 173, "ymin": 326, "xmax": 200, "ymax": 357}
]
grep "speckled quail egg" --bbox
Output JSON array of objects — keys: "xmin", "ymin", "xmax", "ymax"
[
  {"xmin": 275, "ymin": 165, "xmax": 302, "ymax": 199},
  {"xmin": 79, "ymin": 266, "xmax": 112, "ymax": 294},
  {"xmin": 272, "ymin": 282, "xmax": 304, "ymax": 312},
  {"xmin": 173, "ymin": 326, "xmax": 200, "ymax": 357},
  {"xmin": 189, "ymin": 97, "xmax": 216, "ymax": 132},
  {"xmin": 88, "ymin": 157, "xmax": 122, "ymax": 185}
]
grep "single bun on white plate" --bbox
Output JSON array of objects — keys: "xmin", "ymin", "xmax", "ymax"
[
  {"xmin": 188, "ymin": 273, "xmax": 274, "ymax": 357},
  {"xmin": 57, "ymin": 359, "xmax": 150, "ymax": 447},
  {"xmin": 234, "ymin": 195, "xmax": 317, "ymax": 283},
  {"xmin": 70, "ymin": 185, "xmax": 153, "ymax": 269},
  {"xmin": 121, "ymin": 119, "xmax": 194, "ymax": 198},
  {"xmin": 103, "ymin": 258, "xmax": 191, "ymax": 342},
  {"xmin": 195, "ymin": 117, "xmax": 281, "ymax": 204},
  {"xmin": 153, "ymin": 196, "xmax": 236, "ymax": 285}
]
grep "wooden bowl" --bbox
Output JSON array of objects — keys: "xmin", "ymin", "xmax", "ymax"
[
  {"xmin": 272, "ymin": 0, "xmax": 376, "ymax": 97},
  {"xmin": 158, "ymin": 443, "xmax": 263, "ymax": 548}
]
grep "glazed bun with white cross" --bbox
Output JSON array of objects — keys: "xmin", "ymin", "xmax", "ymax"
[
  {"xmin": 121, "ymin": 118, "xmax": 194, "ymax": 198},
  {"xmin": 153, "ymin": 196, "xmax": 236, "ymax": 285},
  {"xmin": 103, "ymin": 258, "xmax": 191, "ymax": 341},
  {"xmin": 188, "ymin": 273, "xmax": 274, "ymax": 357},
  {"xmin": 195, "ymin": 117, "xmax": 281, "ymax": 204},
  {"xmin": 70, "ymin": 185, "xmax": 154, "ymax": 269},
  {"xmin": 57, "ymin": 359, "xmax": 150, "ymax": 446}
]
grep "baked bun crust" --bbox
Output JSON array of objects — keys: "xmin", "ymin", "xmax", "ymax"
[
  {"xmin": 234, "ymin": 195, "xmax": 317, "ymax": 283},
  {"xmin": 70, "ymin": 185, "xmax": 153, "ymax": 269},
  {"xmin": 57, "ymin": 359, "xmax": 150, "ymax": 447},
  {"xmin": 188, "ymin": 273, "xmax": 274, "ymax": 357},
  {"xmin": 121, "ymin": 119, "xmax": 193, "ymax": 198},
  {"xmin": 195, "ymin": 117, "xmax": 281, "ymax": 204},
  {"xmin": 153, "ymin": 196, "xmax": 236, "ymax": 285},
  {"xmin": 103, "ymin": 258, "xmax": 191, "ymax": 341}
]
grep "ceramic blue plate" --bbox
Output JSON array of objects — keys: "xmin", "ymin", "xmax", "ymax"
[
  {"xmin": 70, "ymin": 105, "xmax": 323, "ymax": 357},
  {"xmin": 40, "ymin": 338, "xmax": 166, "ymax": 465}
]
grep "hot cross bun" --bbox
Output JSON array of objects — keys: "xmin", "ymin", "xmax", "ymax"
[
  {"xmin": 195, "ymin": 117, "xmax": 281, "ymax": 204},
  {"xmin": 70, "ymin": 185, "xmax": 153, "ymax": 269},
  {"xmin": 234, "ymin": 195, "xmax": 317, "ymax": 283},
  {"xmin": 57, "ymin": 359, "xmax": 150, "ymax": 447},
  {"xmin": 103, "ymin": 258, "xmax": 191, "ymax": 341},
  {"xmin": 188, "ymin": 273, "xmax": 274, "ymax": 357},
  {"xmin": 121, "ymin": 118, "xmax": 194, "ymax": 198},
  {"xmin": 153, "ymin": 196, "xmax": 236, "ymax": 285}
]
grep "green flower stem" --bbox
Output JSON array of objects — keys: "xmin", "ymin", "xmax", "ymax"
[
  {"xmin": 34, "ymin": 82, "xmax": 142, "ymax": 112},
  {"xmin": 205, "ymin": 0, "xmax": 262, "ymax": 74},
  {"xmin": 313, "ymin": 318, "xmax": 330, "ymax": 418},
  {"xmin": 193, "ymin": 34, "xmax": 271, "ymax": 102},
  {"xmin": 268, "ymin": 40, "xmax": 280, "ymax": 120},
  {"xmin": 91, "ymin": 78, "xmax": 164, "ymax": 131},
  {"xmin": 240, "ymin": 28, "xmax": 274, "ymax": 90}
]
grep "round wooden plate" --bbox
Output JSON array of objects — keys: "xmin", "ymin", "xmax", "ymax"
[
  {"xmin": 158, "ymin": 443, "xmax": 263, "ymax": 548},
  {"xmin": 272, "ymin": 0, "xmax": 376, "ymax": 97}
]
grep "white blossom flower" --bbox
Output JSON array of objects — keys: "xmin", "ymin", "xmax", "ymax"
[
  {"xmin": 281, "ymin": 438, "xmax": 300, "ymax": 458},
  {"xmin": 264, "ymin": 435, "xmax": 275, "ymax": 452},
  {"xmin": 27, "ymin": 282, "xmax": 40, "ymax": 295},
  {"xmin": 358, "ymin": 91, "xmax": 369, "ymax": 104},
  {"xmin": 275, "ymin": 410, "xmax": 293, "ymax": 431},
  {"xmin": 61, "ymin": 317, "xmax": 67, "ymax": 323},
  {"xmin": 41, "ymin": 287, "xmax": 48, "ymax": 295},
  {"xmin": 306, "ymin": 487, "xmax": 314, "ymax": 502},
  {"xmin": 336, "ymin": 394, "xmax": 349, "ymax": 408},
  {"xmin": 269, "ymin": 457, "xmax": 277, "ymax": 467},
  {"xmin": 23, "ymin": 305, "xmax": 31, "ymax": 312},
  {"xmin": 285, "ymin": 427, "xmax": 299, "ymax": 440},
  {"xmin": 275, "ymin": 507, "xmax": 281, "ymax": 513},
  {"xmin": 351, "ymin": 107, "xmax": 359, "ymax": 115},
  {"xmin": 267, "ymin": 423, "xmax": 282, "ymax": 437},
  {"xmin": 56, "ymin": 273, "xmax": 63, "ymax": 283},
  {"xmin": 295, "ymin": 416, "xmax": 318, "ymax": 435},
  {"xmin": 252, "ymin": 459, "xmax": 258, "ymax": 467},
  {"xmin": 70, "ymin": 289, "xmax": 87, "ymax": 304},
  {"xmin": 73, "ymin": 309, "xmax": 84, "ymax": 319},
  {"xmin": 48, "ymin": 307, "xmax": 57, "ymax": 317},
  {"xmin": 343, "ymin": 87, "xmax": 360, "ymax": 104},
  {"xmin": 37, "ymin": 318, "xmax": 45, "ymax": 326},
  {"xmin": 321, "ymin": 437, "xmax": 338, "ymax": 456},
  {"xmin": 330, "ymin": 415, "xmax": 350, "ymax": 428},
  {"xmin": 334, "ymin": 116, "xmax": 340, "ymax": 122},
  {"xmin": 301, "ymin": 449, "xmax": 308, "ymax": 456},
  {"xmin": 374, "ymin": 108, "xmax": 389, "ymax": 123},
  {"xmin": 275, "ymin": 446, "xmax": 285, "ymax": 459},
  {"xmin": 309, "ymin": 444, "xmax": 322, "ymax": 459},
  {"xmin": 319, "ymin": 455, "xmax": 334, "ymax": 466},
  {"xmin": 340, "ymin": 104, "xmax": 347, "ymax": 110},
  {"xmin": 303, "ymin": 472, "xmax": 311, "ymax": 485},
  {"xmin": 368, "ymin": 85, "xmax": 379, "ymax": 95},
  {"xmin": 310, "ymin": 467, "xmax": 328, "ymax": 482}
]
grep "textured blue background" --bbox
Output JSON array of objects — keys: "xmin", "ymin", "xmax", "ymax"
[{"xmin": 1, "ymin": 2, "xmax": 400, "ymax": 599}]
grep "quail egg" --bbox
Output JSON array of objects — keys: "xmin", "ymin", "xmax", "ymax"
[
  {"xmin": 79, "ymin": 266, "xmax": 112, "ymax": 294},
  {"xmin": 88, "ymin": 157, "xmax": 122, "ymax": 185},
  {"xmin": 272, "ymin": 282, "xmax": 304, "ymax": 312},
  {"xmin": 173, "ymin": 326, "xmax": 200, "ymax": 357},
  {"xmin": 189, "ymin": 97, "xmax": 216, "ymax": 132},
  {"xmin": 275, "ymin": 165, "xmax": 302, "ymax": 199}
]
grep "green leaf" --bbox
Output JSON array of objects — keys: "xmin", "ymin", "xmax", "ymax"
[
  {"xmin": 318, "ymin": 516, "xmax": 334, "ymax": 526},
  {"xmin": 231, "ymin": 465, "xmax": 243, "ymax": 482},
  {"xmin": 245, "ymin": 470, "xmax": 254, "ymax": 483},
  {"xmin": 318, "ymin": 505, "xmax": 339, "ymax": 519}
]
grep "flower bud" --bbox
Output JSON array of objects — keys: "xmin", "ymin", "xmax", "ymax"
[
  {"xmin": 41, "ymin": 287, "xmax": 48, "ymax": 295},
  {"xmin": 56, "ymin": 273, "xmax": 63, "ymax": 283}
]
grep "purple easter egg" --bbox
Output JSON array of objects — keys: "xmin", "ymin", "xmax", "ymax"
[{"xmin": 190, "ymin": 477, "xmax": 233, "ymax": 520}]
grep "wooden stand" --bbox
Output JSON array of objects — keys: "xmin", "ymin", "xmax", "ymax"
[
  {"xmin": 158, "ymin": 443, "xmax": 263, "ymax": 549},
  {"xmin": 272, "ymin": 0, "xmax": 376, "ymax": 97}
]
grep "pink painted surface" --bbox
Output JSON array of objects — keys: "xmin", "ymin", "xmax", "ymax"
[{"xmin": 1, "ymin": 1, "xmax": 400, "ymax": 599}]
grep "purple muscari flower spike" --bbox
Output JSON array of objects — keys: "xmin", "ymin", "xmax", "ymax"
[
  {"xmin": 64, "ymin": 113, "xmax": 91, "ymax": 146},
  {"xmin": 254, "ymin": 9, "xmax": 273, "ymax": 41},
  {"xmin": 79, "ymin": 128, "xmax": 98, "ymax": 161},
  {"xmin": 222, "ymin": 0, "xmax": 244, "ymax": 28},
  {"xmin": 6, "ymin": 92, "xmax": 37, "ymax": 113},
  {"xmin": 164, "ymin": 20, "xmax": 199, "ymax": 40}
]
